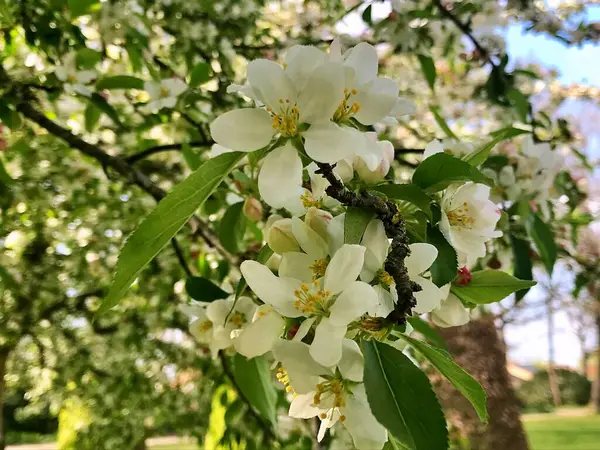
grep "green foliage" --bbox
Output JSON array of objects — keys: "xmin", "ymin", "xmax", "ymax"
[
  {"xmin": 451, "ymin": 270, "xmax": 536, "ymax": 305},
  {"xmin": 219, "ymin": 202, "xmax": 248, "ymax": 254},
  {"xmin": 406, "ymin": 317, "xmax": 448, "ymax": 350},
  {"xmin": 518, "ymin": 369, "xmax": 591, "ymax": 413},
  {"xmin": 426, "ymin": 226, "xmax": 458, "ymax": 287},
  {"xmin": 185, "ymin": 277, "xmax": 230, "ymax": 302},
  {"xmin": 189, "ymin": 62, "xmax": 212, "ymax": 87},
  {"xmin": 95, "ymin": 76, "xmax": 144, "ymax": 90},
  {"xmin": 527, "ymin": 213, "xmax": 557, "ymax": 275},
  {"xmin": 412, "ymin": 153, "xmax": 494, "ymax": 192},
  {"xmin": 99, "ymin": 152, "xmax": 243, "ymax": 313},
  {"xmin": 462, "ymin": 131, "xmax": 509, "ymax": 166},
  {"xmin": 362, "ymin": 340, "xmax": 449, "ymax": 450},
  {"xmin": 374, "ymin": 184, "xmax": 432, "ymax": 219},
  {"xmin": 418, "ymin": 55, "xmax": 437, "ymax": 91},
  {"xmin": 344, "ymin": 206, "xmax": 374, "ymax": 244},
  {"xmin": 510, "ymin": 234, "xmax": 534, "ymax": 301}
]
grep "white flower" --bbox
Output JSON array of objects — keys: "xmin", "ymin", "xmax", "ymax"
[
  {"xmin": 354, "ymin": 134, "xmax": 395, "ymax": 184},
  {"xmin": 55, "ymin": 53, "xmax": 97, "ymax": 97},
  {"xmin": 517, "ymin": 136, "xmax": 563, "ymax": 200},
  {"xmin": 233, "ymin": 304, "xmax": 286, "ymax": 359},
  {"xmin": 405, "ymin": 243, "xmax": 444, "ymax": 314},
  {"xmin": 240, "ymin": 242, "xmax": 378, "ymax": 367},
  {"xmin": 275, "ymin": 340, "xmax": 387, "ymax": 450},
  {"xmin": 439, "ymin": 183, "xmax": 502, "ymax": 267},
  {"xmin": 431, "ymin": 285, "xmax": 470, "ymax": 327},
  {"xmin": 179, "ymin": 296, "xmax": 256, "ymax": 358},
  {"xmin": 144, "ymin": 78, "xmax": 188, "ymax": 110}
]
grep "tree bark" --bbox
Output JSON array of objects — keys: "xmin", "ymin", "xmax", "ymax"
[
  {"xmin": 0, "ymin": 348, "xmax": 9, "ymax": 450},
  {"xmin": 592, "ymin": 312, "xmax": 600, "ymax": 414},
  {"xmin": 435, "ymin": 317, "xmax": 530, "ymax": 450}
]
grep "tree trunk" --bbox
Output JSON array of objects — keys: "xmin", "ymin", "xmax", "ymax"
[
  {"xmin": 546, "ymin": 296, "xmax": 561, "ymax": 407},
  {"xmin": 592, "ymin": 313, "xmax": 600, "ymax": 414},
  {"xmin": 0, "ymin": 348, "xmax": 9, "ymax": 450},
  {"xmin": 435, "ymin": 317, "xmax": 530, "ymax": 450}
]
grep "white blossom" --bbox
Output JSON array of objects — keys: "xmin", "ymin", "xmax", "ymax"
[
  {"xmin": 144, "ymin": 78, "xmax": 188, "ymax": 111},
  {"xmin": 431, "ymin": 285, "xmax": 471, "ymax": 327},
  {"xmin": 55, "ymin": 53, "xmax": 97, "ymax": 97}
]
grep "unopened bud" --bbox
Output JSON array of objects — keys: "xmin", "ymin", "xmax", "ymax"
[
  {"xmin": 267, "ymin": 218, "xmax": 300, "ymax": 254},
  {"xmin": 333, "ymin": 158, "xmax": 354, "ymax": 183},
  {"xmin": 455, "ymin": 267, "xmax": 472, "ymax": 286},
  {"xmin": 354, "ymin": 156, "xmax": 390, "ymax": 184},
  {"xmin": 304, "ymin": 207, "xmax": 332, "ymax": 240},
  {"xmin": 243, "ymin": 196, "xmax": 262, "ymax": 222}
]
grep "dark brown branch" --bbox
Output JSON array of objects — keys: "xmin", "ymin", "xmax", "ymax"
[
  {"xmin": 171, "ymin": 239, "xmax": 193, "ymax": 277},
  {"xmin": 394, "ymin": 147, "xmax": 424, "ymax": 155},
  {"xmin": 315, "ymin": 163, "xmax": 420, "ymax": 323},
  {"xmin": 126, "ymin": 140, "xmax": 213, "ymax": 163}
]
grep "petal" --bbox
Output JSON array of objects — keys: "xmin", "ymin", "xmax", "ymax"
[
  {"xmin": 240, "ymin": 261, "xmax": 303, "ymax": 317},
  {"xmin": 289, "ymin": 393, "xmax": 322, "ymax": 419},
  {"xmin": 144, "ymin": 80, "xmax": 161, "ymax": 98},
  {"xmin": 274, "ymin": 340, "xmax": 331, "ymax": 388},
  {"xmin": 258, "ymin": 143, "xmax": 303, "ymax": 209},
  {"xmin": 372, "ymin": 285, "xmax": 395, "ymax": 317},
  {"xmin": 291, "ymin": 217, "xmax": 329, "ymax": 260},
  {"xmin": 324, "ymin": 245, "xmax": 365, "ymax": 295},
  {"xmin": 352, "ymin": 130, "xmax": 384, "ymax": 171},
  {"xmin": 163, "ymin": 77, "xmax": 187, "ymax": 96},
  {"xmin": 234, "ymin": 310, "xmax": 285, "ymax": 358},
  {"xmin": 161, "ymin": 97, "xmax": 177, "ymax": 109},
  {"xmin": 412, "ymin": 275, "xmax": 443, "ymax": 314},
  {"xmin": 179, "ymin": 303, "xmax": 207, "ymax": 319},
  {"xmin": 338, "ymin": 339, "xmax": 364, "ymax": 382},
  {"xmin": 247, "ymin": 59, "xmax": 296, "ymax": 108},
  {"xmin": 432, "ymin": 293, "xmax": 470, "ymax": 327},
  {"xmin": 210, "ymin": 108, "xmax": 274, "ymax": 152},
  {"xmin": 279, "ymin": 252, "xmax": 315, "ymax": 283},
  {"xmin": 76, "ymin": 70, "xmax": 97, "ymax": 84},
  {"xmin": 353, "ymin": 77, "xmax": 399, "ymax": 125},
  {"xmin": 206, "ymin": 299, "xmax": 233, "ymax": 324},
  {"xmin": 329, "ymin": 38, "xmax": 342, "ymax": 61},
  {"xmin": 285, "ymin": 46, "xmax": 326, "ymax": 91},
  {"xmin": 344, "ymin": 42, "xmax": 378, "ymax": 86},
  {"xmin": 328, "ymin": 281, "xmax": 378, "ymax": 326},
  {"xmin": 405, "ymin": 243, "xmax": 438, "ymax": 277},
  {"xmin": 297, "ymin": 62, "xmax": 345, "ymax": 124},
  {"xmin": 343, "ymin": 385, "xmax": 388, "ymax": 450},
  {"xmin": 424, "ymin": 139, "xmax": 444, "ymax": 159},
  {"xmin": 326, "ymin": 213, "xmax": 345, "ymax": 256},
  {"xmin": 303, "ymin": 122, "xmax": 357, "ymax": 164},
  {"xmin": 310, "ymin": 318, "xmax": 346, "ymax": 367},
  {"xmin": 360, "ymin": 219, "xmax": 389, "ymax": 282},
  {"xmin": 390, "ymin": 97, "xmax": 416, "ymax": 117},
  {"xmin": 307, "ymin": 162, "xmax": 329, "ymax": 200},
  {"xmin": 293, "ymin": 317, "xmax": 317, "ymax": 342}
]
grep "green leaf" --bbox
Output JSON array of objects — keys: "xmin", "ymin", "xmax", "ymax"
[
  {"xmin": 185, "ymin": 277, "xmax": 230, "ymax": 302},
  {"xmin": 362, "ymin": 340, "xmax": 449, "ymax": 450},
  {"xmin": 506, "ymin": 87, "xmax": 530, "ymax": 122},
  {"xmin": 0, "ymin": 158, "xmax": 15, "ymax": 186},
  {"xmin": 87, "ymin": 93, "xmax": 122, "ymax": 127},
  {"xmin": 407, "ymin": 317, "xmax": 447, "ymax": 350},
  {"xmin": 418, "ymin": 55, "xmax": 437, "ymax": 91},
  {"xmin": 189, "ymin": 62, "xmax": 211, "ymax": 87},
  {"xmin": 527, "ymin": 213, "xmax": 557, "ymax": 275},
  {"xmin": 96, "ymin": 75, "xmax": 144, "ymax": 90},
  {"xmin": 489, "ymin": 126, "xmax": 530, "ymax": 139},
  {"xmin": 98, "ymin": 152, "xmax": 243, "ymax": 314},
  {"xmin": 344, "ymin": 207, "xmax": 374, "ymax": 244},
  {"xmin": 68, "ymin": 0, "xmax": 99, "ymax": 17},
  {"xmin": 374, "ymin": 184, "xmax": 432, "ymax": 219},
  {"xmin": 510, "ymin": 234, "xmax": 533, "ymax": 301},
  {"xmin": 463, "ymin": 132, "xmax": 508, "ymax": 166},
  {"xmin": 0, "ymin": 101, "xmax": 22, "ymax": 130},
  {"xmin": 451, "ymin": 270, "xmax": 536, "ymax": 305},
  {"xmin": 181, "ymin": 143, "xmax": 201, "ymax": 170},
  {"xmin": 362, "ymin": 4, "xmax": 373, "ymax": 24},
  {"xmin": 76, "ymin": 48, "xmax": 102, "ymax": 69},
  {"xmin": 412, "ymin": 153, "xmax": 494, "ymax": 192},
  {"xmin": 399, "ymin": 335, "xmax": 488, "ymax": 423},
  {"xmin": 383, "ymin": 436, "xmax": 412, "ymax": 450},
  {"xmin": 233, "ymin": 354, "xmax": 278, "ymax": 427},
  {"xmin": 84, "ymin": 103, "xmax": 102, "ymax": 132},
  {"xmin": 430, "ymin": 105, "xmax": 457, "ymax": 139},
  {"xmin": 426, "ymin": 226, "xmax": 457, "ymax": 287},
  {"xmin": 219, "ymin": 202, "xmax": 247, "ymax": 254}
]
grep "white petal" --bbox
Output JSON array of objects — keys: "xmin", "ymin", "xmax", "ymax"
[
  {"xmin": 303, "ymin": 122, "xmax": 357, "ymax": 164},
  {"xmin": 210, "ymin": 108, "xmax": 273, "ymax": 152},
  {"xmin": 285, "ymin": 46, "xmax": 326, "ymax": 91},
  {"xmin": 424, "ymin": 139, "xmax": 444, "ymax": 159},
  {"xmin": 405, "ymin": 243, "xmax": 438, "ymax": 277},
  {"xmin": 291, "ymin": 217, "xmax": 329, "ymax": 260},
  {"xmin": 329, "ymin": 38, "xmax": 342, "ymax": 61},
  {"xmin": 338, "ymin": 339, "xmax": 364, "ymax": 382},
  {"xmin": 327, "ymin": 213, "xmax": 345, "ymax": 256},
  {"xmin": 240, "ymin": 261, "xmax": 303, "ymax": 317},
  {"xmin": 412, "ymin": 275, "xmax": 443, "ymax": 314},
  {"xmin": 297, "ymin": 62, "xmax": 345, "ymax": 124},
  {"xmin": 279, "ymin": 252, "xmax": 315, "ymax": 283},
  {"xmin": 163, "ymin": 77, "xmax": 187, "ymax": 96},
  {"xmin": 329, "ymin": 281, "xmax": 378, "ymax": 326},
  {"xmin": 247, "ymin": 59, "xmax": 296, "ymax": 108},
  {"xmin": 344, "ymin": 43, "xmax": 378, "ymax": 86},
  {"xmin": 372, "ymin": 285, "xmax": 395, "ymax": 317},
  {"xmin": 161, "ymin": 96, "xmax": 177, "ymax": 109},
  {"xmin": 258, "ymin": 143, "xmax": 303, "ymax": 209},
  {"xmin": 76, "ymin": 70, "xmax": 97, "ymax": 84},
  {"xmin": 390, "ymin": 97, "xmax": 416, "ymax": 117},
  {"xmin": 360, "ymin": 219, "xmax": 389, "ymax": 282},
  {"xmin": 179, "ymin": 303, "xmax": 207, "ymax": 319},
  {"xmin": 352, "ymin": 130, "xmax": 384, "ymax": 171},
  {"xmin": 310, "ymin": 318, "xmax": 346, "ymax": 367},
  {"xmin": 144, "ymin": 80, "xmax": 161, "ymax": 98},
  {"xmin": 324, "ymin": 245, "xmax": 365, "ymax": 295},
  {"xmin": 234, "ymin": 310, "xmax": 285, "ymax": 358},
  {"xmin": 343, "ymin": 385, "xmax": 388, "ymax": 450},
  {"xmin": 206, "ymin": 299, "xmax": 233, "ymax": 324},
  {"xmin": 274, "ymin": 340, "xmax": 330, "ymax": 379},
  {"xmin": 289, "ymin": 393, "xmax": 322, "ymax": 419},
  {"xmin": 293, "ymin": 316, "xmax": 317, "ymax": 341},
  {"xmin": 353, "ymin": 77, "xmax": 399, "ymax": 125},
  {"xmin": 432, "ymin": 293, "xmax": 470, "ymax": 327},
  {"xmin": 307, "ymin": 162, "xmax": 329, "ymax": 200}
]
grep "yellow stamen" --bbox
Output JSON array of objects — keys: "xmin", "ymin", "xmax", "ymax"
[
  {"xmin": 269, "ymin": 98, "xmax": 300, "ymax": 137},
  {"xmin": 310, "ymin": 258, "xmax": 328, "ymax": 280},
  {"xmin": 447, "ymin": 202, "xmax": 475, "ymax": 228},
  {"xmin": 333, "ymin": 89, "xmax": 361, "ymax": 122}
]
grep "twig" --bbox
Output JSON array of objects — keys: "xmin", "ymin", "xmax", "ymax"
[
  {"xmin": 315, "ymin": 163, "xmax": 420, "ymax": 323},
  {"xmin": 171, "ymin": 239, "xmax": 193, "ymax": 277},
  {"xmin": 126, "ymin": 140, "xmax": 213, "ymax": 163}
]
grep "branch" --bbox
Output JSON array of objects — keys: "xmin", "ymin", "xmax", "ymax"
[
  {"xmin": 315, "ymin": 163, "xmax": 419, "ymax": 323},
  {"xmin": 126, "ymin": 140, "xmax": 213, "ymax": 163},
  {"xmin": 171, "ymin": 238, "xmax": 193, "ymax": 277}
]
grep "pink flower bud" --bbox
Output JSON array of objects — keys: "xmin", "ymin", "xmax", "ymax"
[
  {"xmin": 455, "ymin": 267, "xmax": 472, "ymax": 286},
  {"xmin": 243, "ymin": 196, "xmax": 262, "ymax": 222}
]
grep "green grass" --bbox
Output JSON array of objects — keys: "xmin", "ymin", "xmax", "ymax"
[{"xmin": 523, "ymin": 414, "xmax": 600, "ymax": 450}]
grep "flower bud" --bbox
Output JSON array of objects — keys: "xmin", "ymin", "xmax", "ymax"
[
  {"xmin": 304, "ymin": 207, "xmax": 333, "ymax": 240},
  {"xmin": 455, "ymin": 267, "xmax": 472, "ymax": 286},
  {"xmin": 267, "ymin": 218, "xmax": 300, "ymax": 254},
  {"xmin": 333, "ymin": 158, "xmax": 354, "ymax": 183},
  {"xmin": 354, "ymin": 156, "xmax": 390, "ymax": 184},
  {"xmin": 243, "ymin": 196, "xmax": 262, "ymax": 222}
]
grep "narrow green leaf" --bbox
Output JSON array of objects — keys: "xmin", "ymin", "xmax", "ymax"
[
  {"xmin": 344, "ymin": 207, "xmax": 374, "ymax": 244},
  {"xmin": 189, "ymin": 62, "xmax": 211, "ymax": 87},
  {"xmin": 84, "ymin": 103, "xmax": 102, "ymax": 132},
  {"xmin": 462, "ymin": 131, "xmax": 508, "ymax": 166},
  {"xmin": 76, "ymin": 48, "xmax": 102, "ymax": 69},
  {"xmin": 451, "ymin": 270, "xmax": 536, "ymax": 305},
  {"xmin": 374, "ymin": 184, "xmax": 432, "ymax": 219},
  {"xmin": 426, "ymin": 226, "xmax": 457, "ymax": 287},
  {"xmin": 87, "ymin": 93, "xmax": 122, "ymax": 127},
  {"xmin": 0, "ymin": 101, "xmax": 22, "ymax": 130},
  {"xmin": 0, "ymin": 158, "xmax": 15, "ymax": 186},
  {"xmin": 510, "ymin": 234, "xmax": 533, "ymax": 301},
  {"xmin": 362, "ymin": 340, "xmax": 449, "ymax": 450},
  {"xmin": 399, "ymin": 335, "xmax": 488, "ymax": 423},
  {"xmin": 412, "ymin": 153, "xmax": 494, "ymax": 192},
  {"xmin": 233, "ymin": 354, "xmax": 278, "ymax": 427},
  {"xmin": 96, "ymin": 75, "xmax": 144, "ymax": 90},
  {"xmin": 407, "ymin": 317, "xmax": 447, "ymax": 350},
  {"xmin": 98, "ymin": 152, "xmax": 243, "ymax": 314},
  {"xmin": 527, "ymin": 213, "xmax": 557, "ymax": 275},
  {"xmin": 219, "ymin": 202, "xmax": 247, "ymax": 254},
  {"xmin": 185, "ymin": 277, "xmax": 230, "ymax": 302},
  {"xmin": 430, "ymin": 106, "xmax": 457, "ymax": 139},
  {"xmin": 489, "ymin": 126, "xmax": 530, "ymax": 139},
  {"xmin": 506, "ymin": 87, "xmax": 530, "ymax": 122},
  {"xmin": 68, "ymin": 0, "xmax": 99, "ymax": 17},
  {"xmin": 181, "ymin": 143, "xmax": 201, "ymax": 170},
  {"xmin": 417, "ymin": 55, "xmax": 437, "ymax": 91}
]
